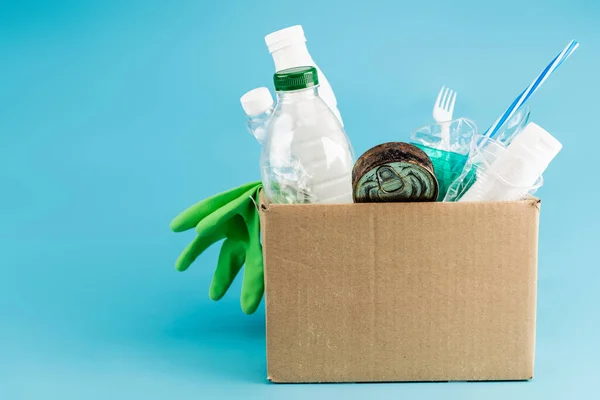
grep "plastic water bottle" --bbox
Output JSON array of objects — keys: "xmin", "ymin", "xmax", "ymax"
[
  {"xmin": 260, "ymin": 66, "xmax": 354, "ymax": 204},
  {"xmin": 265, "ymin": 25, "xmax": 343, "ymax": 126},
  {"xmin": 240, "ymin": 87, "xmax": 274, "ymax": 145}
]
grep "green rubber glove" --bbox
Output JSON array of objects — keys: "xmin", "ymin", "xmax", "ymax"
[{"xmin": 170, "ymin": 181, "xmax": 264, "ymax": 314}]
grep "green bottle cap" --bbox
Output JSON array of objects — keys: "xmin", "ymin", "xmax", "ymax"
[{"xmin": 273, "ymin": 66, "xmax": 319, "ymax": 92}]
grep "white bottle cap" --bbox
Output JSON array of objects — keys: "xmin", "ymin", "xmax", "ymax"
[
  {"xmin": 507, "ymin": 122, "xmax": 562, "ymax": 173},
  {"xmin": 265, "ymin": 25, "xmax": 306, "ymax": 54},
  {"xmin": 240, "ymin": 87, "xmax": 274, "ymax": 116}
]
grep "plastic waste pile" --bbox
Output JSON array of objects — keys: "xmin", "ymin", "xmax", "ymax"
[{"xmin": 171, "ymin": 25, "xmax": 579, "ymax": 313}]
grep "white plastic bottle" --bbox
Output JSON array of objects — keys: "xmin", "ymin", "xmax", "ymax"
[
  {"xmin": 265, "ymin": 25, "xmax": 343, "ymax": 126},
  {"xmin": 240, "ymin": 87, "xmax": 274, "ymax": 145},
  {"xmin": 261, "ymin": 66, "xmax": 354, "ymax": 204}
]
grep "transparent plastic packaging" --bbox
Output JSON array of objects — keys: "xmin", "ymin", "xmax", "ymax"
[
  {"xmin": 445, "ymin": 135, "xmax": 544, "ymax": 202},
  {"xmin": 412, "ymin": 117, "xmax": 477, "ymax": 155},
  {"xmin": 260, "ymin": 80, "xmax": 354, "ymax": 204},
  {"xmin": 444, "ymin": 106, "xmax": 533, "ymax": 202},
  {"xmin": 410, "ymin": 118, "xmax": 477, "ymax": 201},
  {"xmin": 490, "ymin": 105, "xmax": 531, "ymax": 146}
]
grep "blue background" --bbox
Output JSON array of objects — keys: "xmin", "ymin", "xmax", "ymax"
[{"xmin": 1, "ymin": 0, "xmax": 598, "ymax": 398}]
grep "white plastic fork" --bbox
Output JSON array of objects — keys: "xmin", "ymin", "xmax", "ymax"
[{"xmin": 433, "ymin": 86, "xmax": 457, "ymax": 151}]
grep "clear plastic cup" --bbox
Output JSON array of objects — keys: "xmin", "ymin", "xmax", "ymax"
[{"xmin": 445, "ymin": 135, "xmax": 543, "ymax": 202}]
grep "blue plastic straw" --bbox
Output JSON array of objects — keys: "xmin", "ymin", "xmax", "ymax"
[{"xmin": 485, "ymin": 40, "xmax": 579, "ymax": 140}]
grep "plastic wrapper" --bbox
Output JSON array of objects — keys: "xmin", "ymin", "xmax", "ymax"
[
  {"xmin": 444, "ymin": 135, "xmax": 543, "ymax": 202},
  {"xmin": 410, "ymin": 118, "xmax": 477, "ymax": 201},
  {"xmin": 261, "ymin": 156, "xmax": 318, "ymax": 204},
  {"xmin": 443, "ymin": 105, "xmax": 533, "ymax": 202}
]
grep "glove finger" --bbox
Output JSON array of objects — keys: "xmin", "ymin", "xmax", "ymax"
[
  {"xmin": 240, "ymin": 198, "xmax": 264, "ymax": 315},
  {"xmin": 226, "ymin": 213, "xmax": 250, "ymax": 241},
  {"xmin": 209, "ymin": 238, "xmax": 246, "ymax": 301},
  {"xmin": 240, "ymin": 245, "xmax": 264, "ymax": 314},
  {"xmin": 175, "ymin": 230, "xmax": 226, "ymax": 272},
  {"xmin": 170, "ymin": 181, "xmax": 261, "ymax": 232},
  {"xmin": 195, "ymin": 185, "xmax": 257, "ymax": 236}
]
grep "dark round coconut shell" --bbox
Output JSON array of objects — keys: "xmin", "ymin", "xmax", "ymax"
[{"xmin": 352, "ymin": 142, "xmax": 439, "ymax": 203}]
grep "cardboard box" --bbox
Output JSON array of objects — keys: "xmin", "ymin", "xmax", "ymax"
[{"xmin": 259, "ymin": 197, "xmax": 540, "ymax": 383}]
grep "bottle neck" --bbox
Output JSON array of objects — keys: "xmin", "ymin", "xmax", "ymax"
[
  {"xmin": 276, "ymin": 86, "xmax": 319, "ymax": 103},
  {"xmin": 271, "ymin": 43, "xmax": 314, "ymax": 71}
]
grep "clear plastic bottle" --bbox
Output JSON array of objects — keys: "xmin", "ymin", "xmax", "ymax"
[
  {"xmin": 261, "ymin": 66, "xmax": 354, "ymax": 204},
  {"xmin": 265, "ymin": 25, "xmax": 343, "ymax": 126},
  {"xmin": 240, "ymin": 87, "xmax": 274, "ymax": 145}
]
